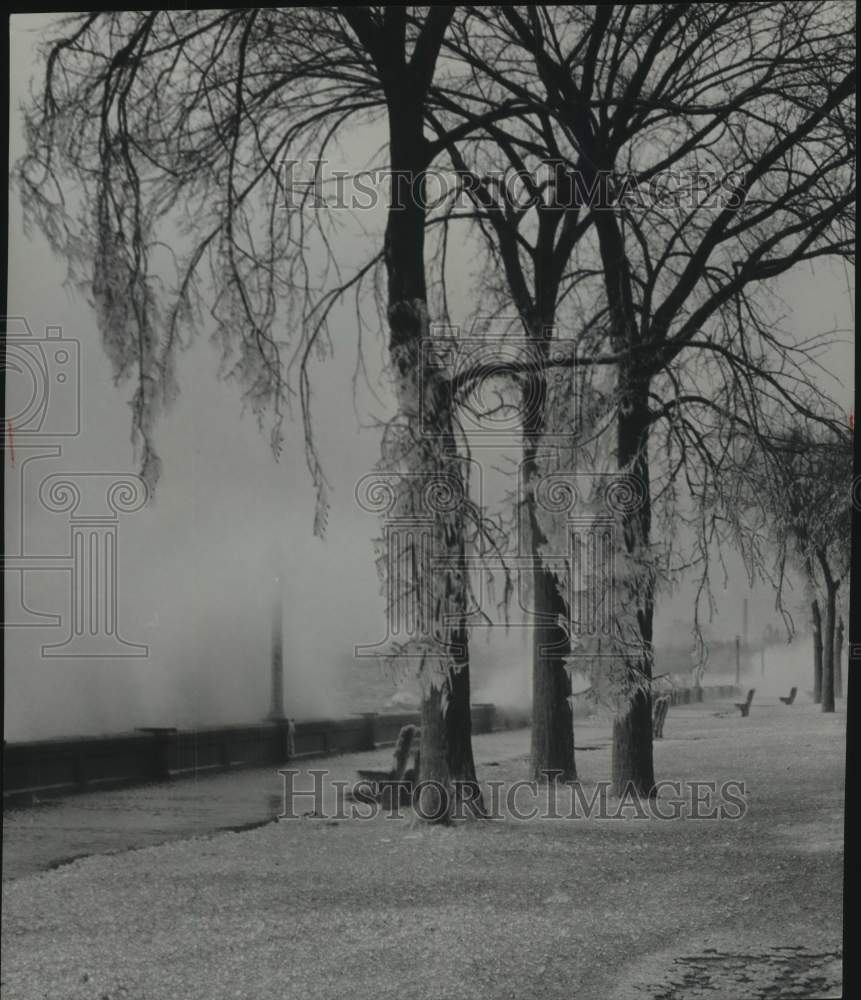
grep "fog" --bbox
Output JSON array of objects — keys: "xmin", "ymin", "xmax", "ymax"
[{"xmin": 4, "ymin": 15, "xmax": 852, "ymax": 742}]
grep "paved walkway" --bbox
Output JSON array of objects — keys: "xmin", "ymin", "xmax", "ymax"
[{"xmin": 2, "ymin": 723, "xmax": 612, "ymax": 880}]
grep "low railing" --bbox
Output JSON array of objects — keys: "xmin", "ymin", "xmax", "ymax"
[
  {"xmin": 2, "ymin": 703, "xmax": 527, "ymax": 802},
  {"xmin": 2, "ymin": 688, "xmax": 734, "ymax": 803}
]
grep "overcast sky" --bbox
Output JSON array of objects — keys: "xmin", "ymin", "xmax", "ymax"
[{"xmin": 5, "ymin": 14, "xmax": 854, "ymax": 740}]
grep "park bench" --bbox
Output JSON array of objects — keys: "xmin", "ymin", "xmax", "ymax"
[
  {"xmin": 735, "ymin": 688, "xmax": 755, "ymax": 717},
  {"xmin": 652, "ymin": 695, "xmax": 670, "ymax": 739},
  {"xmin": 354, "ymin": 724, "xmax": 420, "ymax": 806},
  {"xmin": 779, "ymin": 686, "xmax": 798, "ymax": 705}
]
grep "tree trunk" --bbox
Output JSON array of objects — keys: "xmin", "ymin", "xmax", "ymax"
[
  {"xmin": 816, "ymin": 551, "xmax": 838, "ymax": 714},
  {"xmin": 530, "ymin": 564, "xmax": 576, "ymax": 782},
  {"xmin": 446, "ymin": 620, "xmax": 484, "ymax": 806},
  {"xmin": 610, "ymin": 380, "xmax": 656, "ymax": 798},
  {"xmin": 835, "ymin": 617, "xmax": 844, "ymax": 700},
  {"xmin": 588, "ymin": 155, "xmax": 656, "ymax": 798},
  {"xmin": 812, "ymin": 598, "xmax": 823, "ymax": 703},
  {"xmin": 821, "ymin": 588, "xmax": 836, "ymax": 713},
  {"xmin": 383, "ymin": 92, "xmax": 480, "ymax": 818},
  {"xmin": 418, "ymin": 683, "xmax": 450, "ymax": 822},
  {"xmin": 385, "ymin": 296, "xmax": 480, "ymax": 819},
  {"xmin": 522, "ymin": 334, "xmax": 576, "ymax": 784},
  {"xmin": 441, "ymin": 111, "xmax": 578, "ymax": 788},
  {"xmin": 612, "ymin": 687, "xmax": 654, "ymax": 793}
]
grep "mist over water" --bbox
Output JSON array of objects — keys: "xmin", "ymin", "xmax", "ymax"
[
  {"xmin": 4, "ymin": 387, "xmax": 829, "ymax": 744},
  {"xmin": 742, "ymin": 636, "xmax": 829, "ymax": 702},
  {"xmin": 1, "ymin": 477, "xmax": 835, "ymax": 743},
  {"xmin": 4, "ymin": 15, "xmax": 851, "ymax": 744},
  {"xmin": 2, "ymin": 316, "xmax": 832, "ymax": 743}
]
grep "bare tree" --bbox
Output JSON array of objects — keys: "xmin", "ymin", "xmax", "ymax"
[
  {"xmin": 17, "ymin": 7, "xmax": 524, "ymax": 816},
  {"xmin": 805, "ymin": 432, "xmax": 852, "ymax": 712},
  {"xmin": 717, "ymin": 418, "xmax": 852, "ymax": 712},
  {"xmin": 834, "ymin": 615, "xmax": 845, "ymax": 700},
  {"xmin": 16, "ymin": 5, "xmax": 855, "ymax": 804},
  {"xmin": 446, "ymin": 2, "xmax": 854, "ymax": 792},
  {"xmin": 427, "ymin": 111, "xmax": 589, "ymax": 784},
  {"xmin": 337, "ymin": 6, "xmax": 483, "ymax": 813}
]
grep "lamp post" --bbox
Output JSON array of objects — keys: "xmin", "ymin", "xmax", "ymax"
[
  {"xmin": 735, "ymin": 634, "xmax": 741, "ymax": 687},
  {"xmin": 268, "ymin": 573, "xmax": 286, "ymax": 722}
]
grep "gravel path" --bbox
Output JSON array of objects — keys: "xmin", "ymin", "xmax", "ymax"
[{"xmin": 2, "ymin": 700, "xmax": 845, "ymax": 1000}]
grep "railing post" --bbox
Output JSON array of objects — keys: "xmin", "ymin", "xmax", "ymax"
[{"xmin": 357, "ymin": 712, "xmax": 378, "ymax": 751}]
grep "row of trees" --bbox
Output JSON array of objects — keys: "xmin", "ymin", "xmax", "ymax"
[
  {"xmin": 19, "ymin": 4, "xmax": 854, "ymax": 817},
  {"xmin": 718, "ymin": 420, "xmax": 852, "ymax": 712}
]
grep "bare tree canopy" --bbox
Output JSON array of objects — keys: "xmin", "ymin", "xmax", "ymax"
[{"xmin": 15, "ymin": 3, "xmax": 855, "ymax": 801}]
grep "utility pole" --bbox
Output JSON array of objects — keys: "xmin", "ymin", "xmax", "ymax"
[{"xmin": 742, "ymin": 597, "xmax": 749, "ymax": 653}]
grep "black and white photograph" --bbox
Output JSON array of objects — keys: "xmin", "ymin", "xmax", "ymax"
[{"xmin": 2, "ymin": 7, "xmax": 856, "ymax": 999}]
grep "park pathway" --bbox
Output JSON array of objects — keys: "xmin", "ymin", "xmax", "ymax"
[{"xmin": 2, "ymin": 722, "xmax": 612, "ymax": 880}]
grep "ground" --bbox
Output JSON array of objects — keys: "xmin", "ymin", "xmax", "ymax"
[{"xmin": 1, "ymin": 696, "xmax": 846, "ymax": 1000}]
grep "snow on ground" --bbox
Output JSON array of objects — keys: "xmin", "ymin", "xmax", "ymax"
[{"xmin": 1, "ymin": 698, "xmax": 846, "ymax": 1000}]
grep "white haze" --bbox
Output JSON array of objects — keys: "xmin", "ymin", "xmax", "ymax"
[{"xmin": 4, "ymin": 14, "xmax": 853, "ymax": 741}]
